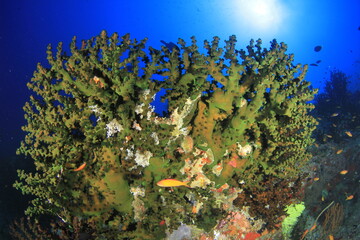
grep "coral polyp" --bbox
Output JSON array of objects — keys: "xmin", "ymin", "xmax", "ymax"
[{"xmin": 14, "ymin": 30, "xmax": 317, "ymax": 238}]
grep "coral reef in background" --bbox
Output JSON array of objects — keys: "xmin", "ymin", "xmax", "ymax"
[
  {"xmin": 14, "ymin": 30, "xmax": 317, "ymax": 238},
  {"xmin": 300, "ymin": 68, "xmax": 360, "ymax": 240},
  {"xmin": 291, "ymin": 133, "xmax": 360, "ymax": 239},
  {"xmin": 313, "ymin": 69, "xmax": 360, "ymax": 143}
]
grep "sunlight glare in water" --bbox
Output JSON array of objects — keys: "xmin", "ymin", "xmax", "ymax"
[{"xmin": 232, "ymin": 0, "xmax": 288, "ymax": 35}]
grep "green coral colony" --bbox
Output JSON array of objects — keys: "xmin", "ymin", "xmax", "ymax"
[{"xmin": 15, "ymin": 30, "xmax": 317, "ymax": 238}]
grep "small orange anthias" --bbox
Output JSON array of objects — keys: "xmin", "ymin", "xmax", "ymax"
[
  {"xmin": 73, "ymin": 162, "xmax": 86, "ymax": 172},
  {"xmin": 345, "ymin": 131, "xmax": 352, "ymax": 137},
  {"xmin": 346, "ymin": 195, "xmax": 354, "ymax": 201},
  {"xmin": 156, "ymin": 179, "xmax": 190, "ymax": 187}
]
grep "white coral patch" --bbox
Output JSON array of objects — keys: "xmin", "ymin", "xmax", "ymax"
[
  {"xmin": 236, "ymin": 143, "xmax": 252, "ymax": 157},
  {"xmin": 143, "ymin": 89, "xmax": 151, "ymax": 100},
  {"xmin": 151, "ymin": 92, "xmax": 156, "ymax": 101},
  {"xmin": 212, "ymin": 161, "xmax": 223, "ymax": 176},
  {"xmin": 171, "ymin": 127, "xmax": 189, "ymax": 138},
  {"xmin": 132, "ymin": 121, "xmax": 142, "ymax": 131},
  {"xmin": 135, "ymin": 103, "xmax": 145, "ymax": 116},
  {"xmin": 190, "ymin": 173, "xmax": 212, "ymax": 189},
  {"xmin": 134, "ymin": 150, "xmax": 152, "ymax": 167},
  {"xmin": 125, "ymin": 145, "xmax": 135, "ymax": 160},
  {"xmin": 147, "ymin": 105, "xmax": 155, "ymax": 120},
  {"xmin": 131, "ymin": 189, "xmax": 146, "ymax": 222},
  {"xmin": 130, "ymin": 187, "xmax": 145, "ymax": 197},
  {"xmin": 206, "ymin": 148, "xmax": 215, "ymax": 164},
  {"xmin": 105, "ymin": 119, "xmax": 123, "ymax": 138},
  {"xmin": 149, "ymin": 95, "xmax": 200, "ymax": 146},
  {"xmin": 169, "ymin": 95, "xmax": 200, "ymax": 139},
  {"xmin": 150, "ymin": 132, "xmax": 159, "ymax": 145},
  {"xmin": 89, "ymin": 105, "xmax": 103, "ymax": 121},
  {"xmin": 89, "ymin": 105, "xmax": 102, "ymax": 114},
  {"xmin": 240, "ymin": 98, "xmax": 247, "ymax": 108}
]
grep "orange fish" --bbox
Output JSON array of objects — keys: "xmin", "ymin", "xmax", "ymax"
[
  {"xmin": 300, "ymin": 224, "xmax": 317, "ymax": 240},
  {"xmin": 329, "ymin": 235, "xmax": 334, "ymax": 240},
  {"xmin": 192, "ymin": 205, "xmax": 198, "ymax": 214},
  {"xmin": 336, "ymin": 149, "xmax": 343, "ymax": 154},
  {"xmin": 157, "ymin": 179, "xmax": 189, "ymax": 187},
  {"xmin": 331, "ymin": 113, "xmax": 339, "ymax": 117},
  {"xmin": 314, "ymin": 177, "xmax": 320, "ymax": 181},
  {"xmin": 73, "ymin": 162, "xmax": 86, "ymax": 171},
  {"xmin": 300, "ymin": 229, "xmax": 309, "ymax": 240},
  {"xmin": 345, "ymin": 131, "xmax": 353, "ymax": 137},
  {"xmin": 340, "ymin": 170, "xmax": 348, "ymax": 175},
  {"xmin": 346, "ymin": 195, "xmax": 354, "ymax": 200},
  {"xmin": 310, "ymin": 223, "xmax": 317, "ymax": 232}
]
